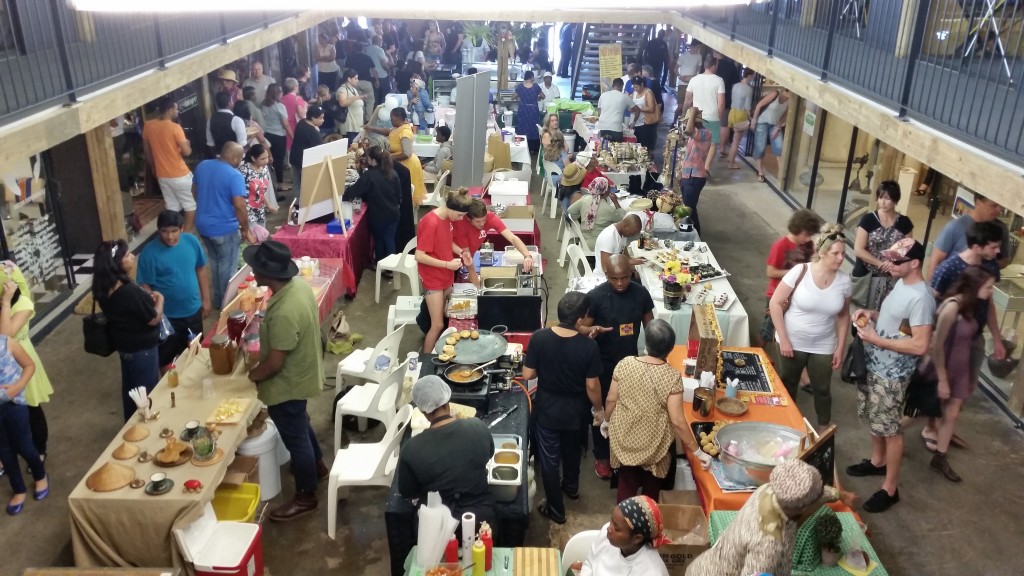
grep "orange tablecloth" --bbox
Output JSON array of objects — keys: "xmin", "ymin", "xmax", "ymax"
[{"xmin": 668, "ymin": 345, "xmax": 854, "ymax": 515}]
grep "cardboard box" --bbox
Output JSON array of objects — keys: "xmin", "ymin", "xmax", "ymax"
[
  {"xmin": 659, "ymin": 490, "xmax": 702, "ymax": 507},
  {"xmin": 221, "ymin": 454, "xmax": 259, "ymax": 488},
  {"xmin": 657, "ymin": 504, "xmax": 710, "ymax": 576},
  {"xmin": 501, "ymin": 205, "xmax": 535, "ymax": 219}
]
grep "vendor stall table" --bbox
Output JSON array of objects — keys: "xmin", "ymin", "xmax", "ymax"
[
  {"xmin": 602, "ymin": 169, "xmax": 644, "ymax": 190},
  {"xmin": 221, "ymin": 259, "xmax": 345, "ymax": 325},
  {"xmin": 415, "ymin": 129, "xmax": 530, "ymax": 165},
  {"xmin": 68, "ymin": 350, "xmax": 260, "ymax": 568},
  {"xmin": 630, "ymin": 241, "xmax": 750, "ymax": 347},
  {"xmin": 403, "ymin": 547, "xmax": 561, "ymax": 576},
  {"xmin": 709, "ymin": 510, "xmax": 889, "ymax": 575},
  {"xmin": 385, "ymin": 370, "xmax": 531, "ymax": 576},
  {"xmin": 271, "ymin": 211, "xmax": 371, "ymax": 297}
]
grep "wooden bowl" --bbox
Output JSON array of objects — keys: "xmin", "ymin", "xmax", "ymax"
[{"xmin": 717, "ymin": 397, "xmax": 748, "ymax": 417}]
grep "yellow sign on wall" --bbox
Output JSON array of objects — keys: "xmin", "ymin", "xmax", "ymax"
[{"xmin": 598, "ymin": 44, "xmax": 622, "ymax": 92}]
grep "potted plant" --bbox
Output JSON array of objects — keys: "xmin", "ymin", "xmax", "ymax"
[
  {"xmin": 815, "ymin": 510, "xmax": 844, "ymax": 567},
  {"xmin": 659, "ymin": 261, "xmax": 692, "ymax": 311},
  {"xmin": 463, "ymin": 22, "xmax": 492, "ymax": 48}
]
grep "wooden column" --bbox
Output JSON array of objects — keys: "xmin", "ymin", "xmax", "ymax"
[
  {"xmin": 895, "ymin": 0, "xmax": 920, "ymax": 57},
  {"xmin": 84, "ymin": 124, "xmax": 126, "ymax": 242}
]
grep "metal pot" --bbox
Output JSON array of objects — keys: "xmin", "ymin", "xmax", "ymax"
[
  {"xmin": 714, "ymin": 422, "xmax": 803, "ymax": 487},
  {"xmin": 443, "ymin": 363, "xmax": 487, "ymax": 386}
]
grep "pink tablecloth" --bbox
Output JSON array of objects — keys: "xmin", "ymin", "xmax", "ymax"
[
  {"xmin": 487, "ymin": 223, "xmax": 541, "ymax": 251},
  {"xmin": 271, "ymin": 212, "xmax": 371, "ymax": 296}
]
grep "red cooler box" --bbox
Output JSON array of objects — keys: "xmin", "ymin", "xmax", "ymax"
[{"xmin": 174, "ymin": 503, "xmax": 264, "ymax": 576}]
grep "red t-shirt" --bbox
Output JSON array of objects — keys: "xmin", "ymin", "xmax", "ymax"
[
  {"xmin": 581, "ymin": 167, "xmax": 608, "ymax": 189},
  {"xmin": 452, "ymin": 213, "xmax": 507, "ymax": 255},
  {"xmin": 765, "ymin": 235, "xmax": 813, "ymax": 297},
  {"xmin": 417, "ymin": 211, "xmax": 456, "ymax": 291}
]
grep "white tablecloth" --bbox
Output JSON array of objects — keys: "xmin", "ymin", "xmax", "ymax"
[
  {"xmin": 603, "ymin": 169, "xmax": 644, "ymax": 189},
  {"xmin": 414, "ymin": 133, "xmax": 530, "ymax": 165},
  {"xmin": 629, "ymin": 240, "xmax": 750, "ymax": 348}
]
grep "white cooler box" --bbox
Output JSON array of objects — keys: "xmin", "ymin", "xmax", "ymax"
[
  {"xmin": 488, "ymin": 180, "xmax": 529, "ymax": 206},
  {"xmin": 174, "ymin": 503, "xmax": 264, "ymax": 576}
]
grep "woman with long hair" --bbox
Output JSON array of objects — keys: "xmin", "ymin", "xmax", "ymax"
[
  {"xmin": 240, "ymin": 144, "xmax": 277, "ymax": 231},
  {"xmin": 336, "ymin": 68, "xmax": 368, "ymax": 144},
  {"xmin": 364, "ymin": 107, "xmax": 426, "ymax": 205},
  {"xmin": 260, "ymin": 83, "xmax": 291, "ymax": 190},
  {"xmin": 768, "ymin": 224, "xmax": 851, "ymax": 430},
  {"xmin": 541, "ymin": 113, "xmax": 570, "ymax": 186},
  {"xmin": 629, "ymin": 76, "xmax": 658, "ymax": 154},
  {"xmin": 416, "ymin": 190, "xmax": 473, "ymax": 353},
  {"xmin": 0, "ymin": 329, "xmax": 46, "ymax": 516},
  {"xmin": 92, "ymin": 240, "xmax": 164, "ymax": 421},
  {"xmin": 345, "ymin": 145, "xmax": 402, "ymax": 268},
  {"xmin": 852, "ymin": 181, "xmax": 914, "ymax": 310},
  {"xmin": 919, "ymin": 266, "xmax": 994, "ymax": 482},
  {"xmin": 232, "ymin": 100, "xmax": 270, "ymax": 152}
]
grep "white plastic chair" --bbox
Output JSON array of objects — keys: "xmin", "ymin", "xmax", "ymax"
[
  {"xmin": 387, "ymin": 296, "xmax": 423, "ymax": 335},
  {"xmin": 420, "ymin": 169, "xmax": 450, "ymax": 209},
  {"xmin": 376, "ymin": 237, "xmax": 420, "ymax": 303},
  {"xmin": 334, "ymin": 362, "xmax": 404, "ymax": 446},
  {"xmin": 561, "ymin": 530, "xmax": 601, "ymax": 575},
  {"xmin": 566, "ymin": 244, "xmax": 593, "ymax": 280},
  {"xmin": 327, "ymin": 404, "xmax": 413, "ymax": 539},
  {"xmin": 541, "ymin": 159, "xmax": 562, "ymax": 219},
  {"xmin": 558, "ymin": 214, "xmax": 592, "ymax": 268},
  {"xmin": 336, "ymin": 323, "xmax": 407, "ymax": 390}
]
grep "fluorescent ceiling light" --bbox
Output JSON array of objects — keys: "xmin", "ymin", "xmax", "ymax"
[{"xmin": 73, "ymin": 0, "xmax": 747, "ymax": 11}]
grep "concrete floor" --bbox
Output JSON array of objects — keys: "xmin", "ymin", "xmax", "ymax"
[{"xmin": 2, "ymin": 112, "xmax": 1023, "ymax": 576}]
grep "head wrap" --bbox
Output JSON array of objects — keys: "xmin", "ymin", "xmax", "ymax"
[
  {"xmin": 616, "ymin": 495, "xmax": 671, "ymax": 548},
  {"xmin": 770, "ymin": 459, "xmax": 824, "ymax": 512},
  {"xmin": 583, "ymin": 177, "xmax": 610, "ymax": 231}
]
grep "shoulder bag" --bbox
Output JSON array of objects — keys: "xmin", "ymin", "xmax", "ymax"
[
  {"xmin": 83, "ymin": 298, "xmax": 115, "ymax": 357},
  {"xmin": 766, "ymin": 263, "xmax": 809, "ymax": 316}
]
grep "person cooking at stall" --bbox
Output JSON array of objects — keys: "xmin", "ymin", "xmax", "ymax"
[
  {"xmin": 417, "ymin": 190, "xmax": 473, "ymax": 354},
  {"xmin": 579, "ymin": 255, "xmax": 654, "ymax": 481},
  {"xmin": 398, "ymin": 375, "xmax": 495, "ymax": 527},
  {"xmin": 452, "ymin": 199, "xmax": 534, "ymax": 273}
]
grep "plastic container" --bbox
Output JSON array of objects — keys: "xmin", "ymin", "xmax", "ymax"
[
  {"xmin": 237, "ymin": 420, "xmax": 281, "ymax": 500},
  {"xmin": 492, "ymin": 434, "xmax": 522, "ymax": 451},
  {"xmin": 174, "ymin": 503, "xmax": 264, "ymax": 576},
  {"xmin": 212, "ymin": 483, "xmax": 261, "ymax": 522},
  {"xmin": 489, "ymin": 465, "xmax": 521, "ymax": 502}
]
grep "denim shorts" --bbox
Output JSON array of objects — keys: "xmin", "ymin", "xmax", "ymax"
[{"xmin": 754, "ymin": 123, "xmax": 784, "ymax": 159}]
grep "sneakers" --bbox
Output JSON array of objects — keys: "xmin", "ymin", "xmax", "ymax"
[
  {"xmin": 930, "ymin": 452, "xmax": 962, "ymax": 482},
  {"xmin": 594, "ymin": 459, "xmax": 612, "ymax": 480},
  {"xmin": 862, "ymin": 489, "xmax": 899, "ymax": 513},
  {"xmin": 846, "ymin": 459, "xmax": 887, "ymax": 477}
]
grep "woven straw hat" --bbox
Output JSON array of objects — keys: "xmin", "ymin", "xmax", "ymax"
[
  {"xmin": 122, "ymin": 425, "xmax": 150, "ymax": 442},
  {"xmin": 86, "ymin": 462, "xmax": 136, "ymax": 492},
  {"xmin": 112, "ymin": 442, "xmax": 139, "ymax": 460}
]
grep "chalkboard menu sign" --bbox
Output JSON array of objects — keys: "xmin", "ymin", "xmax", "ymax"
[
  {"xmin": 719, "ymin": 350, "xmax": 774, "ymax": 393},
  {"xmin": 800, "ymin": 425, "xmax": 837, "ymax": 487}
]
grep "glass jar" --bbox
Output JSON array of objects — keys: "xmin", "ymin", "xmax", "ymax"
[
  {"xmin": 226, "ymin": 311, "xmax": 247, "ymax": 342},
  {"xmin": 190, "ymin": 424, "xmax": 216, "ymax": 462},
  {"xmin": 243, "ymin": 334, "xmax": 261, "ymax": 370},
  {"xmin": 238, "ymin": 282, "xmax": 254, "ymax": 312},
  {"xmin": 210, "ymin": 334, "xmax": 237, "ymax": 375}
]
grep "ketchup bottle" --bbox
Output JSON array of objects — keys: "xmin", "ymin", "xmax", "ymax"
[
  {"xmin": 479, "ymin": 522, "xmax": 493, "ymax": 571},
  {"xmin": 444, "ymin": 535, "xmax": 459, "ymax": 563}
]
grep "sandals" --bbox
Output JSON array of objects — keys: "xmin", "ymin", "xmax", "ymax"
[{"xmin": 757, "ymin": 173, "xmax": 765, "ymax": 183}]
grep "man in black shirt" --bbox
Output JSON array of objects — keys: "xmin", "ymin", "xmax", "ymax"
[
  {"xmin": 346, "ymin": 45, "xmax": 377, "ymax": 124},
  {"xmin": 398, "ymin": 376, "xmax": 495, "ymax": 526},
  {"xmin": 643, "ymin": 30, "xmax": 669, "ymax": 89},
  {"xmin": 289, "ymin": 105, "xmax": 324, "ymax": 194},
  {"xmin": 523, "ymin": 291, "xmax": 603, "ymax": 524},
  {"xmin": 580, "ymin": 255, "xmax": 655, "ymax": 480}
]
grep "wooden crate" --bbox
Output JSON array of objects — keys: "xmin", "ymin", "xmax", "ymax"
[{"xmin": 688, "ymin": 303, "xmax": 723, "ymax": 379}]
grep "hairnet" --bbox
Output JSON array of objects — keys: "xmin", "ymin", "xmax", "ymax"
[{"xmin": 411, "ymin": 375, "xmax": 451, "ymax": 414}]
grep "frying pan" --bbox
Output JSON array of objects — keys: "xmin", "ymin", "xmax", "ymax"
[
  {"xmin": 441, "ymin": 359, "xmax": 499, "ymax": 386},
  {"xmin": 433, "ymin": 325, "xmax": 508, "ymax": 365}
]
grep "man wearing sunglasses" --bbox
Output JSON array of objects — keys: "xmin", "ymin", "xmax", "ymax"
[{"xmin": 847, "ymin": 238, "xmax": 935, "ymax": 513}]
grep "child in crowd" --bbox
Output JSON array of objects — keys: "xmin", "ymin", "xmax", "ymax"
[{"xmin": 0, "ymin": 332, "xmax": 47, "ymax": 516}]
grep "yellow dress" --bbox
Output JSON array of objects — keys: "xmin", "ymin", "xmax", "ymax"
[
  {"xmin": 389, "ymin": 123, "xmax": 425, "ymax": 205},
  {"xmin": 0, "ymin": 263, "xmax": 52, "ymax": 406}
]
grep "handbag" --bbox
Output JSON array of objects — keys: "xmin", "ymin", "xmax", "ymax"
[
  {"xmin": 840, "ymin": 333, "xmax": 868, "ymax": 385},
  {"xmin": 904, "ymin": 358, "xmax": 942, "ymax": 418},
  {"xmin": 850, "ymin": 273, "xmax": 872, "ymax": 309},
  {"xmin": 766, "ymin": 263, "xmax": 809, "ymax": 315},
  {"xmin": 83, "ymin": 299, "xmax": 115, "ymax": 357}
]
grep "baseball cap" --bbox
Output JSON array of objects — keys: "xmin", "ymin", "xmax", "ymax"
[
  {"xmin": 543, "ymin": 71, "xmax": 553, "ymax": 78},
  {"xmin": 881, "ymin": 238, "xmax": 926, "ymax": 263},
  {"xmin": 411, "ymin": 375, "xmax": 451, "ymax": 414}
]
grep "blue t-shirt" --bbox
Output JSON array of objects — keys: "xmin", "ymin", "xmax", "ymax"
[
  {"xmin": 933, "ymin": 214, "xmax": 1010, "ymax": 261},
  {"xmin": 865, "ymin": 279, "xmax": 936, "ymax": 381},
  {"xmin": 930, "ymin": 254, "xmax": 1000, "ymax": 335},
  {"xmin": 137, "ymin": 234, "xmax": 208, "ymax": 319},
  {"xmin": 194, "ymin": 159, "xmax": 246, "ymax": 238}
]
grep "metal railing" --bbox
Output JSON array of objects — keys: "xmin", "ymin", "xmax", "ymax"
[
  {"xmin": 685, "ymin": 0, "xmax": 1024, "ymax": 165},
  {"xmin": 0, "ymin": 4, "xmax": 297, "ymax": 123}
]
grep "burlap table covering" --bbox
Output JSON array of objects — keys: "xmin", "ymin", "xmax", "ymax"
[{"xmin": 69, "ymin": 347, "xmax": 260, "ymax": 568}]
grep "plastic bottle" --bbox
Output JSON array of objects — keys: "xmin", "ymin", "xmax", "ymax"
[
  {"xmin": 471, "ymin": 540, "xmax": 485, "ymax": 576},
  {"xmin": 479, "ymin": 522, "xmax": 493, "ymax": 571},
  {"xmin": 238, "ymin": 282, "xmax": 254, "ymax": 312},
  {"xmin": 444, "ymin": 535, "xmax": 459, "ymax": 563},
  {"xmin": 167, "ymin": 365, "xmax": 179, "ymax": 389}
]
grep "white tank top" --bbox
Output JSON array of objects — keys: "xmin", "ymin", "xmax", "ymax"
[{"xmin": 633, "ymin": 92, "xmax": 647, "ymax": 126}]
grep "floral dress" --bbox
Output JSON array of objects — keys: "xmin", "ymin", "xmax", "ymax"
[
  {"xmin": 854, "ymin": 211, "xmax": 914, "ymax": 310},
  {"xmin": 239, "ymin": 162, "xmax": 272, "ymax": 226}
]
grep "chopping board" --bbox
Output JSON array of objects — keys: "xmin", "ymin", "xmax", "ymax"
[
  {"xmin": 514, "ymin": 547, "xmax": 560, "ymax": 576},
  {"xmin": 206, "ymin": 397, "xmax": 253, "ymax": 425}
]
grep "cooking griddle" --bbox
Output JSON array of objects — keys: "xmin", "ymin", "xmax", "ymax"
[{"xmin": 433, "ymin": 329, "xmax": 508, "ymax": 364}]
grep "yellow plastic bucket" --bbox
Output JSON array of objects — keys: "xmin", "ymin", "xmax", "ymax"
[{"xmin": 212, "ymin": 483, "xmax": 260, "ymax": 522}]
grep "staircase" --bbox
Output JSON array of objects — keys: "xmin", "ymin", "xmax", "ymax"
[{"xmin": 570, "ymin": 24, "xmax": 654, "ymax": 100}]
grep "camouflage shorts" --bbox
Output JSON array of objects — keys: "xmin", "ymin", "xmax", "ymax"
[{"xmin": 857, "ymin": 372, "xmax": 910, "ymax": 437}]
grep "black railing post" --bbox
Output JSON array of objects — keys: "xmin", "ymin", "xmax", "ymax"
[
  {"xmin": 153, "ymin": 15, "xmax": 167, "ymax": 70},
  {"xmin": 898, "ymin": 0, "xmax": 931, "ymax": 118},
  {"xmin": 820, "ymin": 0, "xmax": 843, "ymax": 81},
  {"xmin": 731, "ymin": 7, "xmax": 739, "ymax": 40},
  {"xmin": 806, "ymin": 110, "xmax": 829, "ymax": 207},
  {"xmin": 47, "ymin": 0, "xmax": 77, "ymax": 103},
  {"xmin": 767, "ymin": 0, "xmax": 781, "ymax": 56},
  {"xmin": 219, "ymin": 13, "xmax": 228, "ymax": 44}
]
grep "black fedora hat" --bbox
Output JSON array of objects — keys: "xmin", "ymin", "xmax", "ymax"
[{"xmin": 243, "ymin": 241, "xmax": 298, "ymax": 279}]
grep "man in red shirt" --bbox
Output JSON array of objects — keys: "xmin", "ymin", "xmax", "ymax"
[
  {"xmin": 452, "ymin": 200, "xmax": 535, "ymax": 273},
  {"xmin": 762, "ymin": 209, "xmax": 820, "ymax": 348}
]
